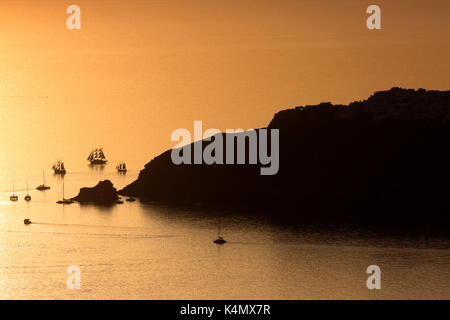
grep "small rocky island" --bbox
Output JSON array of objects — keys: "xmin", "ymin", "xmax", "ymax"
[{"xmin": 71, "ymin": 180, "xmax": 119, "ymax": 204}]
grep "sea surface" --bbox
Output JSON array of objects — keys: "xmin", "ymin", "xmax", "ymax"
[{"xmin": 0, "ymin": 156, "xmax": 449, "ymax": 299}]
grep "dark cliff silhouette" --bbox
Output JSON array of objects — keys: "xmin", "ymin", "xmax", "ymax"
[
  {"xmin": 119, "ymin": 88, "xmax": 450, "ymax": 228},
  {"xmin": 72, "ymin": 180, "xmax": 119, "ymax": 204}
]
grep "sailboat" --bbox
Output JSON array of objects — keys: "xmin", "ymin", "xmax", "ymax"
[
  {"xmin": 116, "ymin": 162, "xmax": 127, "ymax": 172},
  {"xmin": 36, "ymin": 170, "xmax": 51, "ymax": 190},
  {"xmin": 52, "ymin": 160, "xmax": 66, "ymax": 174},
  {"xmin": 24, "ymin": 180, "xmax": 31, "ymax": 201},
  {"xmin": 56, "ymin": 181, "xmax": 74, "ymax": 204},
  {"xmin": 87, "ymin": 148, "xmax": 108, "ymax": 164},
  {"xmin": 10, "ymin": 182, "xmax": 18, "ymax": 201},
  {"xmin": 24, "ymin": 183, "xmax": 32, "ymax": 223},
  {"xmin": 213, "ymin": 221, "xmax": 227, "ymax": 244}
]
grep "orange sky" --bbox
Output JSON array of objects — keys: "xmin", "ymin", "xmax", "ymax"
[{"xmin": 0, "ymin": 0, "xmax": 449, "ymax": 163}]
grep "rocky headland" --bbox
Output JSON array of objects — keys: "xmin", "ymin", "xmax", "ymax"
[{"xmin": 119, "ymin": 88, "xmax": 450, "ymax": 228}]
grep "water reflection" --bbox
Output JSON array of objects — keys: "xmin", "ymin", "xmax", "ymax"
[
  {"xmin": 53, "ymin": 173, "xmax": 65, "ymax": 180},
  {"xmin": 78, "ymin": 202, "xmax": 116, "ymax": 212},
  {"xmin": 88, "ymin": 164, "xmax": 106, "ymax": 172}
]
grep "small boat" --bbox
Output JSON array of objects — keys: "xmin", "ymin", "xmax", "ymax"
[
  {"xmin": 10, "ymin": 182, "xmax": 18, "ymax": 201},
  {"xmin": 56, "ymin": 181, "xmax": 74, "ymax": 204},
  {"xmin": 36, "ymin": 170, "xmax": 50, "ymax": 190},
  {"xmin": 214, "ymin": 236, "xmax": 227, "ymax": 244},
  {"xmin": 126, "ymin": 197, "xmax": 136, "ymax": 202},
  {"xmin": 116, "ymin": 162, "xmax": 127, "ymax": 173},
  {"xmin": 52, "ymin": 160, "xmax": 66, "ymax": 174},
  {"xmin": 87, "ymin": 148, "xmax": 108, "ymax": 165},
  {"xmin": 213, "ymin": 221, "xmax": 227, "ymax": 244},
  {"xmin": 24, "ymin": 180, "xmax": 31, "ymax": 201},
  {"xmin": 24, "ymin": 219, "xmax": 32, "ymax": 225},
  {"xmin": 57, "ymin": 199, "xmax": 74, "ymax": 204}
]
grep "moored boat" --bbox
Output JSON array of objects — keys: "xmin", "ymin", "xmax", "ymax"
[
  {"xmin": 36, "ymin": 170, "xmax": 51, "ymax": 190},
  {"xmin": 56, "ymin": 181, "xmax": 74, "ymax": 204},
  {"xmin": 214, "ymin": 236, "xmax": 227, "ymax": 244},
  {"xmin": 24, "ymin": 180, "xmax": 31, "ymax": 201},
  {"xmin": 10, "ymin": 182, "xmax": 18, "ymax": 201},
  {"xmin": 213, "ymin": 221, "xmax": 227, "ymax": 244}
]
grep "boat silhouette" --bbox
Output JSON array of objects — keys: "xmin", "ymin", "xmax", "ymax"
[
  {"xmin": 214, "ymin": 236, "xmax": 227, "ymax": 244},
  {"xmin": 52, "ymin": 160, "xmax": 66, "ymax": 174},
  {"xmin": 213, "ymin": 221, "xmax": 227, "ymax": 244},
  {"xmin": 36, "ymin": 170, "xmax": 51, "ymax": 190},
  {"xmin": 56, "ymin": 181, "xmax": 74, "ymax": 204},
  {"xmin": 116, "ymin": 162, "xmax": 127, "ymax": 172},
  {"xmin": 24, "ymin": 180, "xmax": 31, "ymax": 201},
  {"xmin": 87, "ymin": 148, "xmax": 108, "ymax": 164},
  {"xmin": 10, "ymin": 182, "xmax": 18, "ymax": 201}
]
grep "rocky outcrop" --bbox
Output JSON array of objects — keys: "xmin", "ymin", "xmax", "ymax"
[
  {"xmin": 119, "ymin": 88, "xmax": 450, "ymax": 228},
  {"xmin": 72, "ymin": 180, "xmax": 119, "ymax": 203}
]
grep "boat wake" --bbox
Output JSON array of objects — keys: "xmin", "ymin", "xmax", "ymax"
[
  {"xmin": 30, "ymin": 222, "xmax": 145, "ymax": 230},
  {"xmin": 5, "ymin": 226, "xmax": 179, "ymax": 239}
]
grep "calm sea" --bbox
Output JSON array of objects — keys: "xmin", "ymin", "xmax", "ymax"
[{"xmin": 0, "ymin": 155, "xmax": 449, "ymax": 299}]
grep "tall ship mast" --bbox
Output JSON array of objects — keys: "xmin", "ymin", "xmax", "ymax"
[{"xmin": 87, "ymin": 148, "xmax": 108, "ymax": 164}]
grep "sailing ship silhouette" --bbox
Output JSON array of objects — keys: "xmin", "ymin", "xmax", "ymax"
[
  {"xmin": 87, "ymin": 148, "xmax": 108, "ymax": 164},
  {"xmin": 52, "ymin": 160, "xmax": 66, "ymax": 174},
  {"xmin": 116, "ymin": 162, "xmax": 127, "ymax": 172}
]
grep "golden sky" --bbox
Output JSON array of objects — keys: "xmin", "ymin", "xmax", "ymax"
[{"xmin": 0, "ymin": 0, "xmax": 449, "ymax": 162}]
